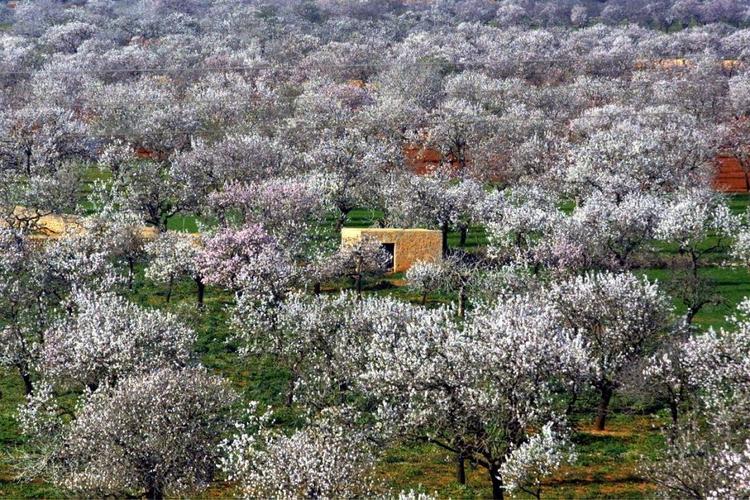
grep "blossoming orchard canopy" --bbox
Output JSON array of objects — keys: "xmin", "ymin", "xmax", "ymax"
[{"xmin": 341, "ymin": 227, "xmax": 442, "ymax": 273}]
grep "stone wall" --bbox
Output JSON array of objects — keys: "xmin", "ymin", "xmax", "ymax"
[
  {"xmin": 714, "ymin": 156, "xmax": 749, "ymax": 193},
  {"xmin": 1, "ymin": 206, "xmax": 160, "ymax": 241},
  {"xmin": 341, "ymin": 227, "xmax": 442, "ymax": 273}
]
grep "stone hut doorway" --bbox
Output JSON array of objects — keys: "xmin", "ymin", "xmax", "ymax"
[{"xmin": 382, "ymin": 243, "xmax": 395, "ymax": 271}]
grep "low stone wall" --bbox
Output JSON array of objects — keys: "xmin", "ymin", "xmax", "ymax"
[{"xmin": 1, "ymin": 206, "xmax": 159, "ymax": 241}]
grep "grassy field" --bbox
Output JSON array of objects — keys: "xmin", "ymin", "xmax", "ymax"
[{"xmin": 1, "ymin": 195, "xmax": 748, "ymax": 498}]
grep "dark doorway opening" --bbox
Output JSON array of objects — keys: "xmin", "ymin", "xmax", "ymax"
[{"xmin": 382, "ymin": 243, "xmax": 395, "ymax": 271}]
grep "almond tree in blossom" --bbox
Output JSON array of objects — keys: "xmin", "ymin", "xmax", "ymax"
[
  {"xmin": 643, "ymin": 299, "xmax": 750, "ymax": 498},
  {"xmin": 20, "ymin": 367, "xmax": 236, "ymax": 500},
  {"xmin": 548, "ymin": 272, "xmax": 673, "ymax": 430},
  {"xmin": 358, "ymin": 295, "xmax": 588, "ymax": 498},
  {"xmin": 144, "ymin": 231, "xmax": 204, "ymax": 304}
]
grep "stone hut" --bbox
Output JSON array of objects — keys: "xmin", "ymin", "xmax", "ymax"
[{"xmin": 341, "ymin": 227, "xmax": 442, "ymax": 273}]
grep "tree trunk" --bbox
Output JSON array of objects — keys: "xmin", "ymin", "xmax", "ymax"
[
  {"xmin": 685, "ymin": 306, "xmax": 698, "ymax": 326},
  {"xmin": 286, "ymin": 375, "xmax": 296, "ymax": 407},
  {"xmin": 421, "ymin": 291, "xmax": 428, "ymax": 305},
  {"xmin": 441, "ymin": 223, "xmax": 450, "ymax": 257},
  {"xmin": 355, "ymin": 274, "xmax": 363, "ymax": 300},
  {"xmin": 128, "ymin": 259, "xmax": 135, "ymax": 290},
  {"xmin": 459, "ymin": 226, "xmax": 468, "ymax": 247},
  {"xmin": 456, "ymin": 453, "xmax": 466, "ymax": 485},
  {"xmin": 25, "ymin": 149, "xmax": 32, "ymax": 176},
  {"xmin": 314, "ymin": 282, "xmax": 321, "ymax": 295},
  {"xmin": 335, "ymin": 210, "xmax": 349, "ymax": 233},
  {"xmin": 689, "ymin": 250, "xmax": 699, "ymax": 279},
  {"xmin": 195, "ymin": 277, "xmax": 205, "ymax": 307},
  {"xmin": 667, "ymin": 395, "xmax": 680, "ymax": 444},
  {"xmin": 489, "ymin": 464, "xmax": 504, "ymax": 500},
  {"xmin": 20, "ymin": 369, "xmax": 33, "ymax": 396},
  {"xmin": 457, "ymin": 286, "xmax": 467, "ymax": 319},
  {"xmin": 165, "ymin": 276, "xmax": 174, "ymax": 303},
  {"xmin": 145, "ymin": 485, "xmax": 163, "ymax": 500},
  {"xmin": 594, "ymin": 384, "xmax": 614, "ymax": 431}
]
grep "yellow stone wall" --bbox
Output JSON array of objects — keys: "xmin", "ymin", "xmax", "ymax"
[
  {"xmin": 1, "ymin": 206, "xmax": 160, "ymax": 241},
  {"xmin": 341, "ymin": 227, "xmax": 443, "ymax": 273}
]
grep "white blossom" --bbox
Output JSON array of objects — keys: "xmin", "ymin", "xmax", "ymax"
[
  {"xmin": 144, "ymin": 231, "xmax": 200, "ymax": 286},
  {"xmin": 51, "ymin": 368, "xmax": 236, "ymax": 498},
  {"xmin": 500, "ymin": 423, "xmax": 575, "ymax": 498},
  {"xmin": 41, "ymin": 289, "xmax": 195, "ymax": 389},
  {"xmin": 406, "ymin": 260, "xmax": 446, "ymax": 304},
  {"xmin": 548, "ymin": 271, "xmax": 673, "ymax": 429},
  {"xmin": 220, "ymin": 405, "xmax": 377, "ymax": 499}
]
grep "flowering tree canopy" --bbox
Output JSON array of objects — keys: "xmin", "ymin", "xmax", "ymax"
[
  {"xmin": 33, "ymin": 368, "xmax": 237, "ymax": 500},
  {"xmin": 40, "ymin": 290, "xmax": 195, "ymax": 390},
  {"xmin": 548, "ymin": 271, "xmax": 673, "ymax": 430},
  {"xmin": 220, "ymin": 405, "xmax": 377, "ymax": 499}
]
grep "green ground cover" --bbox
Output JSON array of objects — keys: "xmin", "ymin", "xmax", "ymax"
[{"xmin": 1, "ymin": 194, "xmax": 748, "ymax": 498}]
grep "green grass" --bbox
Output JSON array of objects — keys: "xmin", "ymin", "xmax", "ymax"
[
  {"xmin": 641, "ymin": 266, "xmax": 750, "ymax": 330},
  {"xmin": 166, "ymin": 214, "xmax": 203, "ymax": 232},
  {"xmin": 344, "ymin": 208, "xmax": 383, "ymax": 228},
  {"xmin": 727, "ymin": 193, "xmax": 750, "ymax": 215},
  {"xmin": 0, "ymin": 370, "xmax": 67, "ymax": 499}
]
